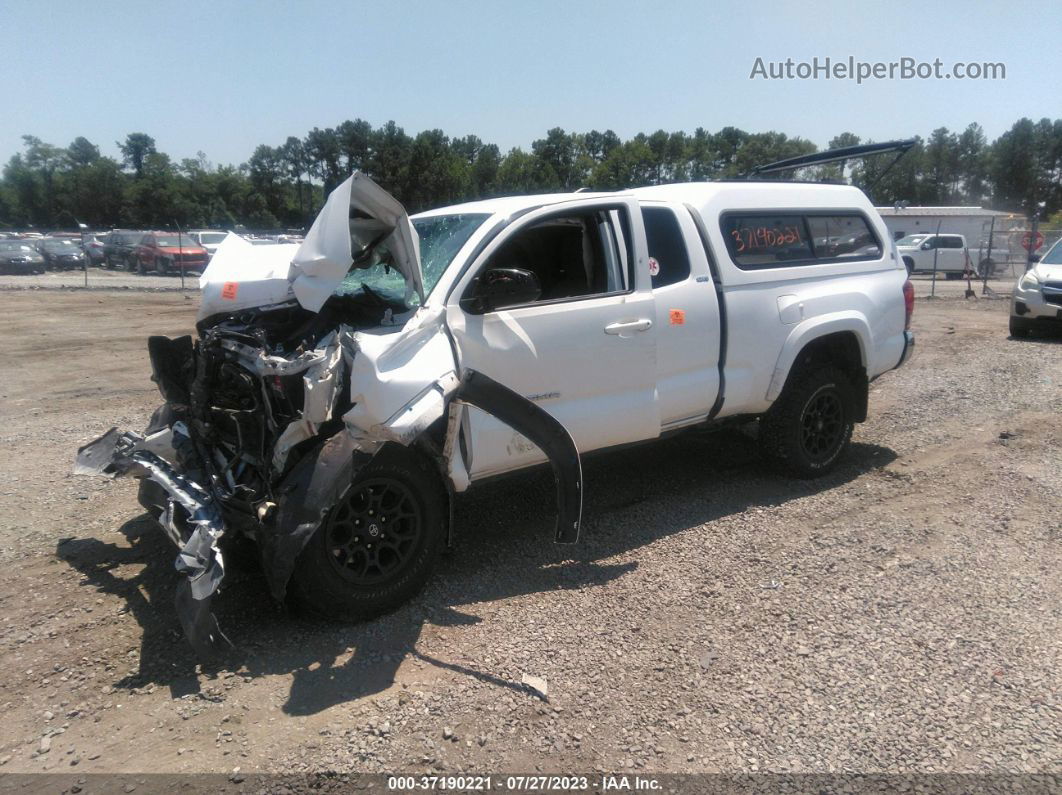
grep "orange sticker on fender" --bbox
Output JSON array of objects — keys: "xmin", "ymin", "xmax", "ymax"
[
  {"xmin": 221, "ymin": 282, "xmax": 239, "ymax": 300},
  {"xmin": 669, "ymin": 309, "xmax": 686, "ymax": 325}
]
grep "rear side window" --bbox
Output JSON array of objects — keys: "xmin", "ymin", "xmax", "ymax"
[
  {"xmin": 942, "ymin": 236, "xmax": 964, "ymax": 249},
  {"xmin": 723, "ymin": 215, "xmax": 813, "ymax": 266},
  {"xmin": 722, "ymin": 212, "xmax": 881, "ymax": 268},
  {"xmin": 805, "ymin": 215, "xmax": 882, "ymax": 260},
  {"xmin": 642, "ymin": 207, "xmax": 691, "ymax": 288}
]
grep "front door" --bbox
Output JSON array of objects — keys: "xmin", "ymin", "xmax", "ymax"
[{"xmin": 446, "ymin": 197, "xmax": 660, "ymax": 479}]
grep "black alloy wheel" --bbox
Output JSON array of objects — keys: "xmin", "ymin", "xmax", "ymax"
[
  {"xmin": 324, "ymin": 478, "xmax": 424, "ymax": 586},
  {"xmin": 799, "ymin": 386, "xmax": 845, "ymax": 462}
]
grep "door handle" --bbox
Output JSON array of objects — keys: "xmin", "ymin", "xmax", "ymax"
[{"xmin": 604, "ymin": 319, "xmax": 653, "ymax": 335}]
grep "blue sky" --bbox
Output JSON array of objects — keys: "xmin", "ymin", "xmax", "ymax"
[{"xmin": 2, "ymin": 0, "xmax": 1058, "ymax": 167}]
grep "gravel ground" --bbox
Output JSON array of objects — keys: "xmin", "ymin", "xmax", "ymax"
[{"xmin": 0, "ymin": 289, "xmax": 1058, "ymax": 777}]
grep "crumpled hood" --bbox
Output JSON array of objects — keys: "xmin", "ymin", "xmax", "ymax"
[
  {"xmin": 198, "ymin": 233, "xmax": 301, "ymax": 320},
  {"xmin": 197, "ymin": 172, "xmax": 423, "ymax": 320},
  {"xmin": 289, "ymin": 172, "xmax": 423, "ymax": 312}
]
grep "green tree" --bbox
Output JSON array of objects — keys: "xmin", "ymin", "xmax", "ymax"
[
  {"xmin": 956, "ymin": 123, "xmax": 989, "ymax": 204},
  {"xmin": 368, "ymin": 121, "xmax": 412, "ymax": 198},
  {"xmin": 118, "ymin": 133, "xmax": 157, "ymax": 178},
  {"xmin": 403, "ymin": 129, "xmax": 469, "ymax": 211}
]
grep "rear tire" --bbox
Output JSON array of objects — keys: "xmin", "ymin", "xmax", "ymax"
[
  {"xmin": 760, "ymin": 365, "xmax": 855, "ymax": 478},
  {"xmin": 289, "ymin": 445, "xmax": 447, "ymax": 621}
]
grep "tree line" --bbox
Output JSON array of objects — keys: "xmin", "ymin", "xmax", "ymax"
[{"xmin": 1, "ymin": 117, "xmax": 1060, "ymax": 232}]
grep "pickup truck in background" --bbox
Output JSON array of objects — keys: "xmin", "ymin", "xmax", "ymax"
[
  {"xmin": 76, "ymin": 173, "xmax": 915, "ymax": 654},
  {"xmin": 896, "ymin": 233, "xmax": 972, "ymax": 278}
]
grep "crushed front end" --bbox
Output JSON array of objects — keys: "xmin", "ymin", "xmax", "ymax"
[{"xmin": 74, "ymin": 172, "xmax": 583, "ymax": 657}]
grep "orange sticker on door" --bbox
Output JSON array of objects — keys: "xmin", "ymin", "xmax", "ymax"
[
  {"xmin": 221, "ymin": 282, "xmax": 239, "ymax": 300},
  {"xmin": 669, "ymin": 309, "xmax": 686, "ymax": 325}
]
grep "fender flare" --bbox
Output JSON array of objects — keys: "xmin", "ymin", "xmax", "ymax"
[{"xmin": 765, "ymin": 313, "xmax": 870, "ymax": 402}]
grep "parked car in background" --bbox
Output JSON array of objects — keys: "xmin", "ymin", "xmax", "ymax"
[
  {"xmin": 0, "ymin": 240, "xmax": 45, "ymax": 274},
  {"xmin": 188, "ymin": 230, "xmax": 229, "ymax": 260},
  {"xmin": 37, "ymin": 237, "xmax": 87, "ymax": 270},
  {"xmin": 81, "ymin": 233, "xmax": 107, "ymax": 265},
  {"xmin": 102, "ymin": 230, "xmax": 145, "ymax": 270},
  {"xmin": 969, "ymin": 241, "xmax": 1012, "ymax": 277},
  {"xmin": 132, "ymin": 232, "xmax": 209, "ymax": 274},
  {"xmin": 896, "ymin": 233, "xmax": 971, "ymax": 278},
  {"xmin": 1010, "ymin": 238, "xmax": 1062, "ymax": 337}
]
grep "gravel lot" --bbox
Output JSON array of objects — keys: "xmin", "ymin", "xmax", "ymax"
[{"xmin": 0, "ymin": 289, "xmax": 1058, "ymax": 777}]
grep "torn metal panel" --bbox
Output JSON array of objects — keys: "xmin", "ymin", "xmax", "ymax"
[
  {"xmin": 270, "ymin": 330, "xmax": 348, "ymax": 472},
  {"xmin": 128, "ymin": 449, "xmax": 233, "ymax": 656},
  {"xmin": 343, "ymin": 309, "xmax": 459, "ymax": 443},
  {"xmin": 260, "ymin": 431, "xmax": 378, "ymax": 601},
  {"xmin": 453, "ymin": 369, "xmax": 583, "ymax": 543},
  {"xmin": 443, "ymin": 401, "xmax": 471, "ymax": 493},
  {"xmin": 290, "ymin": 172, "xmax": 424, "ymax": 312},
  {"xmin": 73, "ymin": 426, "xmax": 177, "ymax": 478},
  {"xmin": 174, "ymin": 577, "xmax": 232, "ymax": 659},
  {"xmin": 74, "ymin": 428, "xmax": 127, "ymax": 477}
]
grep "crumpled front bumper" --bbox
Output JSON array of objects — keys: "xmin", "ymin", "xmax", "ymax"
[
  {"xmin": 75, "ymin": 359, "xmax": 584, "ymax": 659},
  {"xmin": 75, "ymin": 424, "xmax": 233, "ymax": 657}
]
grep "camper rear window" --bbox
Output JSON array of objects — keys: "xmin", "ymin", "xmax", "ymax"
[{"xmin": 722, "ymin": 212, "xmax": 882, "ymax": 268}]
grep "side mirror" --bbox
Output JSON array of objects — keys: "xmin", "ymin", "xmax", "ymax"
[
  {"xmin": 460, "ymin": 267, "xmax": 541, "ymax": 314},
  {"xmin": 1028, "ymin": 253, "xmax": 1041, "ymax": 263},
  {"xmin": 920, "ymin": 241, "xmax": 932, "ymax": 250}
]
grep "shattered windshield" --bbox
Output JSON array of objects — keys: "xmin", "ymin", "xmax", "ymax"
[{"xmin": 333, "ymin": 213, "xmax": 489, "ymax": 305}]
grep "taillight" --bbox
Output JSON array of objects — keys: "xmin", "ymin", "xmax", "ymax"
[{"xmin": 903, "ymin": 279, "xmax": 915, "ymax": 330}]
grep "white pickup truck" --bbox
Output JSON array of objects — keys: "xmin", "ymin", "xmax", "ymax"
[
  {"xmin": 896, "ymin": 233, "xmax": 972, "ymax": 278},
  {"xmin": 76, "ymin": 174, "xmax": 915, "ymax": 654}
]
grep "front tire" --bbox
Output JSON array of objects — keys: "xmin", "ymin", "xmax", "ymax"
[
  {"xmin": 289, "ymin": 445, "xmax": 447, "ymax": 621},
  {"xmin": 760, "ymin": 365, "xmax": 855, "ymax": 478},
  {"xmin": 1009, "ymin": 316, "xmax": 1033, "ymax": 338}
]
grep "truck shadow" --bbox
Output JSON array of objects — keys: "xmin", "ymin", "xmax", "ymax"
[{"xmin": 56, "ymin": 428, "xmax": 896, "ymax": 715}]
